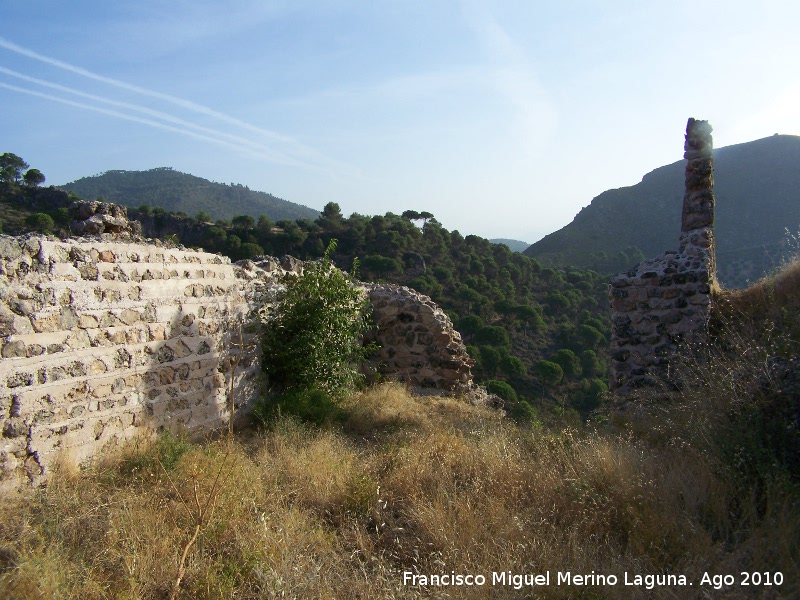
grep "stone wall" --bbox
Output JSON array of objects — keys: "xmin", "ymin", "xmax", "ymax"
[
  {"xmin": 0, "ymin": 237, "xmax": 298, "ymax": 494},
  {"xmin": 365, "ymin": 284, "xmax": 474, "ymax": 392},
  {"xmin": 0, "ymin": 235, "xmax": 474, "ymax": 493},
  {"xmin": 609, "ymin": 119, "xmax": 716, "ymax": 393}
]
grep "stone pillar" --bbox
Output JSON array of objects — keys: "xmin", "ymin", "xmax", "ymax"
[
  {"xmin": 608, "ymin": 118, "xmax": 716, "ymax": 394},
  {"xmin": 679, "ymin": 118, "xmax": 716, "ymax": 279}
]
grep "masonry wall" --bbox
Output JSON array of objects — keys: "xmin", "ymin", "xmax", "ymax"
[
  {"xmin": 366, "ymin": 284, "xmax": 474, "ymax": 392},
  {"xmin": 0, "ymin": 237, "xmax": 474, "ymax": 493},
  {"xmin": 0, "ymin": 237, "xmax": 292, "ymax": 494},
  {"xmin": 609, "ymin": 118, "xmax": 716, "ymax": 393}
]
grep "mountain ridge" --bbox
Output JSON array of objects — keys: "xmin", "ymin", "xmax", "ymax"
[
  {"xmin": 524, "ymin": 134, "xmax": 800, "ymax": 287},
  {"xmin": 60, "ymin": 167, "xmax": 320, "ymax": 223}
]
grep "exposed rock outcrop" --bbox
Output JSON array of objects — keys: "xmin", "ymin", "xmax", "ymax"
[{"xmin": 69, "ymin": 200, "xmax": 142, "ymax": 238}]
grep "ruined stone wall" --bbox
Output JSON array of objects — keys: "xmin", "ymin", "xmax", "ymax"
[
  {"xmin": 609, "ymin": 119, "xmax": 716, "ymax": 393},
  {"xmin": 0, "ymin": 237, "xmax": 473, "ymax": 493},
  {"xmin": 0, "ymin": 237, "xmax": 298, "ymax": 494},
  {"xmin": 365, "ymin": 284, "xmax": 473, "ymax": 392}
]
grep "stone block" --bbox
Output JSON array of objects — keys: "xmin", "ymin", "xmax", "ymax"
[
  {"xmin": 78, "ymin": 314, "xmax": 99, "ymax": 329},
  {"xmin": 118, "ymin": 309, "xmax": 140, "ymax": 325},
  {"xmin": 2, "ymin": 340, "xmax": 27, "ymax": 359},
  {"xmin": 611, "ymin": 298, "xmax": 636, "ymax": 312}
]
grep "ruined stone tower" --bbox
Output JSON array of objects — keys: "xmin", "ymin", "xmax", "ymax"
[{"xmin": 608, "ymin": 118, "xmax": 716, "ymax": 393}]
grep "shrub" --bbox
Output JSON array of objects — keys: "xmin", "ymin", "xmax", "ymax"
[
  {"xmin": 485, "ymin": 379, "xmax": 518, "ymax": 403},
  {"xmin": 580, "ymin": 349, "xmax": 602, "ymax": 377},
  {"xmin": 119, "ymin": 430, "xmax": 192, "ymax": 475},
  {"xmin": 458, "ymin": 314, "xmax": 484, "ymax": 337},
  {"xmin": 506, "ymin": 398, "xmax": 540, "ymax": 424},
  {"xmin": 260, "ymin": 240, "xmax": 373, "ymax": 401},
  {"xmin": 239, "ymin": 242, "xmax": 265, "ymax": 260},
  {"xmin": 25, "ymin": 212, "xmax": 54, "ymax": 232},
  {"xmin": 576, "ymin": 377, "xmax": 608, "ymax": 411},
  {"xmin": 533, "ymin": 360, "xmax": 563, "ymax": 387},
  {"xmin": 474, "ymin": 325, "xmax": 510, "ymax": 347},
  {"xmin": 254, "ymin": 387, "xmax": 342, "ymax": 426},
  {"xmin": 500, "ymin": 355, "xmax": 527, "ymax": 377},
  {"xmin": 478, "ymin": 345, "xmax": 501, "ymax": 374},
  {"xmin": 550, "ymin": 348, "xmax": 582, "ymax": 378}
]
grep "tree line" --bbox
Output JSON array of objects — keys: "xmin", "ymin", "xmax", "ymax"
[
  {"xmin": 0, "ymin": 152, "xmax": 612, "ymax": 423},
  {"xmin": 129, "ymin": 200, "xmax": 611, "ymax": 423}
]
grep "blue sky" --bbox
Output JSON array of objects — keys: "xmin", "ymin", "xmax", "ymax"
[{"xmin": 3, "ymin": 1, "xmax": 799, "ymax": 242}]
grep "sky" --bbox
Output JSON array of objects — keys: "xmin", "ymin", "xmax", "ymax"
[{"xmin": 2, "ymin": 1, "xmax": 799, "ymax": 243}]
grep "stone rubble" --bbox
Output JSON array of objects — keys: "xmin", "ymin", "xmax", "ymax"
[{"xmin": 364, "ymin": 283, "xmax": 474, "ymax": 393}]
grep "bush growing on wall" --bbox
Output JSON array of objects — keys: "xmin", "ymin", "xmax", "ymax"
[{"xmin": 260, "ymin": 240, "xmax": 373, "ymax": 409}]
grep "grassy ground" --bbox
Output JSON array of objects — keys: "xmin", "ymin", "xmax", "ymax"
[{"xmin": 1, "ymin": 379, "xmax": 797, "ymax": 599}]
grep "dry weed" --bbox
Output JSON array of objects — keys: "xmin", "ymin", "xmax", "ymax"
[{"xmin": 0, "ymin": 383, "xmax": 797, "ymax": 598}]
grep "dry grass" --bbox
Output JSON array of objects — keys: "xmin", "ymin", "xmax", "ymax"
[
  {"xmin": 0, "ymin": 382, "xmax": 798, "ymax": 599},
  {"xmin": 714, "ymin": 256, "xmax": 800, "ymax": 352}
]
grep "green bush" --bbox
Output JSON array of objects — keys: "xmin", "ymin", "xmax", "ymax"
[
  {"xmin": 458, "ymin": 314, "xmax": 484, "ymax": 337},
  {"xmin": 485, "ymin": 379, "xmax": 518, "ymax": 403},
  {"xmin": 479, "ymin": 345, "xmax": 501, "ymax": 375},
  {"xmin": 500, "ymin": 355, "xmax": 527, "ymax": 377},
  {"xmin": 533, "ymin": 360, "xmax": 563, "ymax": 387},
  {"xmin": 576, "ymin": 378, "xmax": 608, "ymax": 411},
  {"xmin": 260, "ymin": 240, "xmax": 373, "ymax": 401},
  {"xmin": 550, "ymin": 348, "xmax": 582, "ymax": 378},
  {"xmin": 475, "ymin": 325, "xmax": 511, "ymax": 348},
  {"xmin": 254, "ymin": 387, "xmax": 342, "ymax": 426},
  {"xmin": 25, "ymin": 212, "xmax": 54, "ymax": 232},
  {"xmin": 119, "ymin": 430, "xmax": 192, "ymax": 475},
  {"xmin": 507, "ymin": 398, "xmax": 540, "ymax": 425}
]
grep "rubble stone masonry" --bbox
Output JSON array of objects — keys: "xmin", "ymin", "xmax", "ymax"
[
  {"xmin": 0, "ymin": 234, "xmax": 473, "ymax": 493},
  {"xmin": 609, "ymin": 119, "xmax": 717, "ymax": 393},
  {"xmin": 365, "ymin": 284, "xmax": 474, "ymax": 392}
]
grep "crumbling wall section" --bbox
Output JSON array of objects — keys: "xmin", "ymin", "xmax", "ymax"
[
  {"xmin": 235, "ymin": 265, "xmax": 476, "ymax": 393},
  {"xmin": 366, "ymin": 284, "xmax": 474, "ymax": 392},
  {"xmin": 609, "ymin": 119, "xmax": 716, "ymax": 393}
]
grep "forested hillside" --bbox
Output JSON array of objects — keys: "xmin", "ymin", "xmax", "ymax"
[
  {"xmin": 524, "ymin": 134, "xmax": 800, "ymax": 287},
  {"xmin": 489, "ymin": 238, "xmax": 529, "ymax": 252},
  {"xmin": 1, "ymin": 157, "xmax": 612, "ymax": 422},
  {"xmin": 60, "ymin": 167, "xmax": 319, "ymax": 223},
  {"xmin": 126, "ymin": 202, "xmax": 612, "ymax": 421}
]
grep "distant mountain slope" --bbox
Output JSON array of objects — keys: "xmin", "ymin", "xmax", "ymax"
[
  {"xmin": 524, "ymin": 135, "xmax": 800, "ymax": 288},
  {"xmin": 60, "ymin": 167, "xmax": 320, "ymax": 222},
  {"xmin": 490, "ymin": 238, "xmax": 529, "ymax": 252}
]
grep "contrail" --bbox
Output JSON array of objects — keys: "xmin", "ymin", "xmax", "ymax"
[
  {"xmin": 0, "ymin": 36, "xmax": 293, "ymax": 143},
  {"xmin": 0, "ymin": 82, "xmax": 312, "ymax": 168},
  {"xmin": 0, "ymin": 36, "xmax": 358, "ymax": 176},
  {"xmin": 0, "ymin": 65, "xmax": 304, "ymax": 164}
]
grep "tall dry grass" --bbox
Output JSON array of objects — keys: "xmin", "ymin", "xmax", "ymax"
[
  {"xmin": 0, "ymin": 382, "xmax": 797, "ymax": 599},
  {"xmin": 714, "ymin": 256, "xmax": 800, "ymax": 352}
]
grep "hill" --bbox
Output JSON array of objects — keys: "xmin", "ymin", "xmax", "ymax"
[
  {"xmin": 60, "ymin": 167, "xmax": 319, "ymax": 223},
  {"xmin": 2, "ymin": 159, "xmax": 614, "ymax": 420},
  {"xmin": 489, "ymin": 238, "xmax": 529, "ymax": 252},
  {"xmin": 524, "ymin": 134, "xmax": 800, "ymax": 287},
  {"xmin": 125, "ymin": 202, "xmax": 614, "ymax": 419}
]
